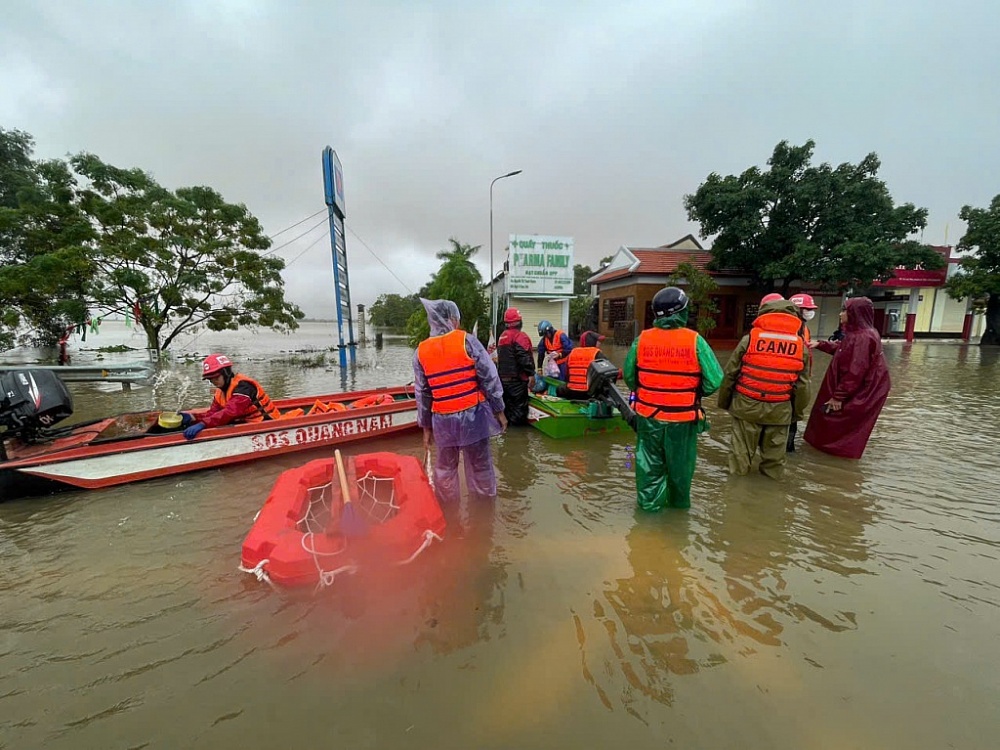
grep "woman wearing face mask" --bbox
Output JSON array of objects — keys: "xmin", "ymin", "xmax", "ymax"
[{"xmin": 786, "ymin": 293, "xmax": 818, "ymax": 451}]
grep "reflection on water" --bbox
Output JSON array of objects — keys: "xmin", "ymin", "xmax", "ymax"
[{"xmin": 1, "ymin": 329, "xmax": 999, "ymax": 749}]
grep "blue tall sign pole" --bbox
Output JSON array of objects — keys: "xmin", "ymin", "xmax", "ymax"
[{"xmin": 322, "ymin": 147, "xmax": 355, "ymax": 367}]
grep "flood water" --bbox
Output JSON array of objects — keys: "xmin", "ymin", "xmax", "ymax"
[{"xmin": 1, "ymin": 323, "xmax": 998, "ymax": 749}]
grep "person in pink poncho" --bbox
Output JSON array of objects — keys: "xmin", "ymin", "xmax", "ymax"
[{"xmin": 803, "ymin": 297, "xmax": 891, "ymax": 459}]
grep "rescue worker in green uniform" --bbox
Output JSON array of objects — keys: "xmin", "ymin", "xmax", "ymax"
[
  {"xmin": 718, "ymin": 296, "xmax": 810, "ymax": 479},
  {"xmin": 624, "ymin": 287, "xmax": 723, "ymax": 511}
]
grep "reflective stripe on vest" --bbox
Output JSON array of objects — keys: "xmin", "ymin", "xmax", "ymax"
[
  {"xmin": 212, "ymin": 373, "xmax": 281, "ymax": 422},
  {"xmin": 735, "ymin": 312, "xmax": 806, "ymax": 403},
  {"xmin": 417, "ymin": 329, "xmax": 485, "ymax": 414},
  {"xmin": 635, "ymin": 327, "xmax": 702, "ymax": 422},
  {"xmin": 566, "ymin": 347, "xmax": 599, "ymax": 391},
  {"xmin": 545, "ymin": 330, "xmax": 569, "ymax": 366}
]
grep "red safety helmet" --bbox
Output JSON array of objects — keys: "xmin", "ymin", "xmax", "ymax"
[
  {"xmin": 789, "ymin": 293, "xmax": 818, "ymax": 309},
  {"xmin": 503, "ymin": 307, "xmax": 522, "ymax": 324},
  {"xmin": 202, "ymin": 353, "xmax": 233, "ymax": 378},
  {"xmin": 760, "ymin": 293, "xmax": 784, "ymax": 305}
]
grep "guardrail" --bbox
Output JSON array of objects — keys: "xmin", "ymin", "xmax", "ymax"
[{"xmin": 0, "ymin": 363, "xmax": 155, "ymax": 392}]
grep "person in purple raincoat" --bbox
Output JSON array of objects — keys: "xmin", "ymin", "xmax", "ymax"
[
  {"xmin": 804, "ymin": 297, "xmax": 891, "ymax": 459},
  {"xmin": 413, "ymin": 299, "xmax": 507, "ymax": 502}
]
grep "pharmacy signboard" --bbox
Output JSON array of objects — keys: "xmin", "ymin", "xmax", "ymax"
[{"xmin": 508, "ymin": 235, "xmax": 574, "ymax": 295}]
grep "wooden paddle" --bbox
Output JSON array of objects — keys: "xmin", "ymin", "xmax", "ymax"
[{"xmin": 335, "ymin": 449, "xmax": 367, "ymax": 536}]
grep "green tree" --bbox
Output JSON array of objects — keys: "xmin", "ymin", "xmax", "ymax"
[
  {"xmin": 946, "ymin": 195, "xmax": 1000, "ymax": 346},
  {"xmin": 684, "ymin": 139, "xmax": 943, "ymax": 294},
  {"xmin": 406, "ymin": 238, "xmax": 488, "ymax": 347},
  {"xmin": 368, "ymin": 293, "xmax": 421, "ymax": 331},
  {"xmin": 665, "ymin": 262, "xmax": 719, "ymax": 336},
  {"xmin": 0, "ymin": 128, "xmax": 94, "ymax": 349},
  {"xmin": 573, "ymin": 263, "xmax": 594, "ymax": 295},
  {"xmin": 569, "ymin": 295, "xmax": 595, "ymax": 335},
  {"xmin": 72, "ymin": 153, "xmax": 303, "ymax": 351}
]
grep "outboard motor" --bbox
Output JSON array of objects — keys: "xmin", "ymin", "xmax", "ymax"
[
  {"xmin": 585, "ymin": 359, "xmax": 636, "ymax": 430},
  {"xmin": 0, "ymin": 369, "xmax": 74, "ymax": 444}
]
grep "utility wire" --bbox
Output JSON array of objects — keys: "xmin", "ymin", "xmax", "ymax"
[
  {"xmin": 267, "ymin": 208, "xmax": 326, "ymax": 241},
  {"xmin": 284, "ymin": 227, "xmax": 330, "ymax": 268},
  {"xmin": 265, "ymin": 215, "xmax": 329, "ymax": 256},
  {"xmin": 345, "ymin": 222, "xmax": 414, "ymax": 295}
]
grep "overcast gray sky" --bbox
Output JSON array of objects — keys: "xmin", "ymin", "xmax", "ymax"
[{"xmin": 2, "ymin": 1, "xmax": 998, "ymax": 318}]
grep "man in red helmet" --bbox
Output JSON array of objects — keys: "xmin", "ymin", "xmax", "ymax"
[
  {"xmin": 179, "ymin": 353, "xmax": 280, "ymax": 440},
  {"xmin": 495, "ymin": 307, "xmax": 536, "ymax": 425}
]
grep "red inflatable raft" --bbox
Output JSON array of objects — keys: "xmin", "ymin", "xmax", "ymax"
[{"xmin": 240, "ymin": 452, "xmax": 446, "ymax": 588}]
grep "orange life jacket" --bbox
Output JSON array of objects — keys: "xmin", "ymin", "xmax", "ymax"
[
  {"xmin": 212, "ymin": 373, "xmax": 281, "ymax": 422},
  {"xmin": 566, "ymin": 347, "xmax": 600, "ymax": 391},
  {"xmin": 635, "ymin": 327, "xmax": 702, "ymax": 422},
  {"xmin": 544, "ymin": 330, "xmax": 570, "ymax": 366},
  {"xmin": 417, "ymin": 329, "xmax": 485, "ymax": 414},
  {"xmin": 735, "ymin": 312, "xmax": 806, "ymax": 403},
  {"xmin": 349, "ymin": 393, "xmax": 394, "ymax": 409}
]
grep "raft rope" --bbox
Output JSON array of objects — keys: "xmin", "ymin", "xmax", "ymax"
[
  {"xmin": 238, "ymin": 558, "xmax": 277, "ymax": 589},
  {"xmin": 397, "ymin": 529, "xmax": 444, "ymax": 566}
]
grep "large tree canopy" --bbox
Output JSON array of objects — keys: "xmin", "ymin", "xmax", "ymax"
[
  {"xmin": 946, "ymin": 195, "xmax": 1000, "ymax": 345},
  {"xmin": 73, "ymin": 152, "xmax": 303, "ymax": 351},
  {"xmin": 0, "ymin": 129, "xmax": 304, "ymax": 353},
  {"xmin": 0, "ymin": 128, "xmax": 94, "ymax": 348},
  {"xmin": 406, "ymin": 238, "xmax": 488, "ymax": 346},
  {"xmin": 684, "ymin": 140, "xmax": 943, "ymax": 294}
]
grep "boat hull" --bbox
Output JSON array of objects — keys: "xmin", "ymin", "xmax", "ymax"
[
  {"xmin": 527, "ymin": 394, "xmax": 627, "ymax": 439},
  {"xmin": 0, "ymin": 387, "xmax": 418, "ymax": 500}
]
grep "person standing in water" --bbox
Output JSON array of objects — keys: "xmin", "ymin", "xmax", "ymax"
[
  {"xmin": 804, "ymin": 296, "xmax": 891, "ymax": 459},
  {"xmin": 786, "ymin": 292, "xmax": 818, "ymax": 452},
  {"xmin": 718, "ymin": 294, "xmax": 809, "ymax": 479},
  {"xmin": 624, "ymin": 286, "xmax": 723, "ymax": 511},
  {"xmin": 413, "ymin": 298, "xmax": 507, "ymax": 502}
]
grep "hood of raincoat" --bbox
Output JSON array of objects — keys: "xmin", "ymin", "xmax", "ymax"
[
  {"xmin": 652, "ymin": 306, "xmax": 690, "ymax": 330},
  {"xmin": 757, "ymin": 299, "xmax": 801, "ymax": 319},
  {"xmin": 843, "ymin": 296, "xmax": 875, "ymax": 332},
  {"xmin": 421, "ymin": 298, "xmax": 461, "ymax": 336}
]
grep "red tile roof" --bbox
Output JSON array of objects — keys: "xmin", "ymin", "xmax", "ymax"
[{"xmin": 591, "ymin": 247, "xmax": 743, "ymax": 284}]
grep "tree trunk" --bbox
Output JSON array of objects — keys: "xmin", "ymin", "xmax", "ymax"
[
  {"xmin": 981, "ymin": 294, "xmax": 1000, "ymax": 346},
  {"xmin": 142, "ymin": 321, "xmax": 161, "ymax": 352}
]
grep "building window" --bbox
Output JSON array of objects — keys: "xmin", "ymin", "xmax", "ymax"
[
  {"xmin": 607, "ymin": 297, "xmax": 630, "ymax": 325},
  {"xmin": 602, "ymin": 298, "xmax": 610, "ymax": 322}
]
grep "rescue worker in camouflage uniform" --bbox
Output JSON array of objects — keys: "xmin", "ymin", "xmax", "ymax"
[
  {"xmin": 718, "ymin": 296, "xmax": 810, "ymax": 479},
  {"xmin": 624, "ymin": 287, "xmax": 723, "ymax": 511}
]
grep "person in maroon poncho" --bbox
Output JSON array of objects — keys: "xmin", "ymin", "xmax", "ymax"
[{"xmin": 803, "ymin": 297, "xmax": 891, "ymax": 459}]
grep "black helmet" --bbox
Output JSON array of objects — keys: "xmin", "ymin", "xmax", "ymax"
[{"xmin": 652, "ymin": 286, "xmax": 688, "ymax": 318}]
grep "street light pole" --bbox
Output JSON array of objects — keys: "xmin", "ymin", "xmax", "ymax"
[{"xmin": 490, "ymin": 169, "xmax": 522, "ymax": 340}]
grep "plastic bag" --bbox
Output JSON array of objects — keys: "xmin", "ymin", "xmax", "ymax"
[{"xmin": 542, "ymin": 352, "xmax": 561, "ymax": 379}]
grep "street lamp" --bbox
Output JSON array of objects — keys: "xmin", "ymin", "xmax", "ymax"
[{"xmin": 490, "ymin": 169, "xmax": 522, "ymax": 339}]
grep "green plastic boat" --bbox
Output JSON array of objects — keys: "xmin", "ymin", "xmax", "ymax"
[{"xmin": 527, "ymin": 378, "xmax": 627, "ymax": 439}]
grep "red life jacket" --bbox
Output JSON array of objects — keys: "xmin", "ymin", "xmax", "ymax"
[
  {"xmin": 544, "ymin": 330, "xmax": 570, "ymax": 366},
  {"xmin": 635, "ymin": 327, "xmax": 702, "ymax": 422},
  {"xmin": 417, "ymin": 329, "xmax": 485, "ymax": 414},
  {"xmin": 567, "ymin": 347, "xmax": 600, "ymax": 391},
  {"xmin": 211, "ymin": 373, "xmax": 281, "ymax": 422},
  {"xmin": 735, "ymin": 312, "xmax": 806, "ymax": 403}
]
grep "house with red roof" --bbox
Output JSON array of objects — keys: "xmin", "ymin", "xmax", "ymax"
[{"xmin": 587, "ymin": 234, "xmax": 757, "ymax": 344}]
